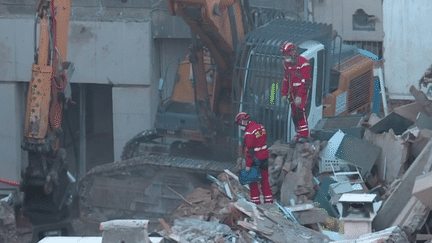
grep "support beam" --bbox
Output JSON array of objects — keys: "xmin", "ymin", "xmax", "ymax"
[{"xmin": 79, "ymin": 83, "xmax": 86, "ymax": 179}]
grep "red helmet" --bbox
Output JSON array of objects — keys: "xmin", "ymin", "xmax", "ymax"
[
  {"xmin": 281, "ymin": 42, "xmax": 296, "ymax": 56},
  {"xmin": 235, "ymin": 112, "xmax": 250, "ymax": 125}
]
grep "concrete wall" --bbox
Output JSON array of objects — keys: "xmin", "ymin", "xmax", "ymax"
[
  {"xmin": 383, "ymin": 0, "xmax": 432, "ymax": 99},
  {"xmin": 68, "ymin": 21, "xmax": 152, "ymax": 85},
  {"xmin": 0, "ymin": 82, "xmax": 27, "ymax": 189},
  {"xmin": 0, "ymin": 19, "xmax": 152, "ymax": 85},
  {"xmin": 112, "ymin": 86, "xmax": 153, "ymax": 160},
  {"xmin": 313, "ymin": 0, "xmax": 384, "ymax": 41}
]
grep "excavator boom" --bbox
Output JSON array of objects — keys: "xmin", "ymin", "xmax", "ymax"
[{"xmin": 18, "ymin": 0, "xmax": 75, "ymax": 226}]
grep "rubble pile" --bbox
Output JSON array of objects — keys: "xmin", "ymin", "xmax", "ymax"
[
  {"xmin": 0, "ymin": 195, "xmax": 29, "ymax": 243},
  {"xmin": 8, "ymin": 91, "xmax": 432, "ymax": 243},
  {"xmin": 150, "ymin": 94, "xmax": 432, "ymax": 243}
]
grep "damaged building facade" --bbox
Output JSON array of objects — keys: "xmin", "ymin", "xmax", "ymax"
[
  {"xmin": 3, "ymin": 0, "xmax": 432, "ymax": 243},
  {"xmin": 0, "ymin": 0, "xmax": 302, "ymax": 193}
]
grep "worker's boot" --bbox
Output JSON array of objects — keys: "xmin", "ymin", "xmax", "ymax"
[{"xmin": 264, "ymin": 195, "xmax": 273, "ymax": 204}]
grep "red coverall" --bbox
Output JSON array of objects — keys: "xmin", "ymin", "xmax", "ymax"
[
  {"xmin": 244, "ymin": 121, "xmax": 273, "ymax": 204},
  {"xmin": 281, "ymin": 56, "xmax": 311, "ymax": 140}
]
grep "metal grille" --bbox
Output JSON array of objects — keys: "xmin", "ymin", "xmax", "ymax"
[
  {"xmin": 343, "ymin": 40, "xmax": 382, "ymax": 59},
  {"xmin": 348, "ymin": 70, "xmax": 372, "ymax": 113}
]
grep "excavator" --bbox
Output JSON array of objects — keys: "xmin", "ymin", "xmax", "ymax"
[
  {"xmin": 78, "ymin": 0, "xmax": 376, "ymax": 230},
  {"xmin": 15, "ymin": 0, "xmax": 76, "ymax": 238}
]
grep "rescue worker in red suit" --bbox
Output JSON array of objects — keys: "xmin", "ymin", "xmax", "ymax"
[
  {"xmin": 235, "ymin": 112, "xmax": 273, "ymax": 205},
  {"xmin": 281, "ymin": 42, "xmax": 311, "ymax": 142}
]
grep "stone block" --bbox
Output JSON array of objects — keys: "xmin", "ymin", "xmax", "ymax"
[{"xmin": 100, "ymin": 220, "xmax": 149, "ymax": 243}]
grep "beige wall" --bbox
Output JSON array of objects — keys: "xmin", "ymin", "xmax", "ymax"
[{"xmin": 313, "ymin": 0, "xmax": 384, "ymax": 42}]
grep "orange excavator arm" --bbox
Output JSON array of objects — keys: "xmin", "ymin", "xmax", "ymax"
[
  {"xmin": 168, "ymin": 0, "xmax": 247, "ymax": 71},
  {"xmin": 165, "ymin": 0, "xmax": 249, "ymax": 139},
  {"xmin": 19, "ymin": 0, "xmax": 75, "ymax": 226},
  {"xmin": 24, "ymin": 0, "xmax": 73, "ymax": 150}
]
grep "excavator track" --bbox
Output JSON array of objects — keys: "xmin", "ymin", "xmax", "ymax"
[
  {"xmin": 120, "ymin": 129, "xmax": 163, "ymax": 160},
  {"xmin": 79, "ymin": 131, "xmax": 237, "ymax": 229}
]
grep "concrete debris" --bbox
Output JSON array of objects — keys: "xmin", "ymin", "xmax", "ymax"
[
  {"xmin": 0, "ymin": 200, "xmax": 15, "ymax": 227},
  {"xmin": 373, "ymin": 139, "xmax": 432, "ymax": 232},
  {"xmin": 292, "ymin": 207, "xmax": 328, "ymax": 225},
  {"xmin": 410, "ymin": 85, "xmax": 432, "ymax": 117},
  {"xmin": 11, "ymin": 110, "xmax": 432, "ymax": 243},
  {"xmin": 409, "ymin": 128, "xmax": 432, "ymax": 159},
  {"xmin": 393, "ymin": 101, "xmax": 424, "ymax": 122},
  {"xmin": 332, "ymin": 226, "xmax": 409, "ymax": 243},
  {"xmin": 231, "ymin": 202, "xmax": 331, "ymax": 243},
  {"xmin": 280, "ymin": 142, "xmax": 320, "ymax": 206},
  {"xmin": 100, "ymin": 219, "xmax": 150, "ymax": 243},
  {"xmin": 413, "ymin": 170, "xmax": 432, "ymax": 207},
  {"xmin": 363, "ymin": 128, "xmax": 410, "ymax": 184},
  {"xmin": 391, "ymin": 196, "xmax": 429, "ymax": 240},
  {"xmin": 267, "ymin": 142, "xmax": 294, "ymax": 195},
  {"xmin": 170, "ymin": 218, "xmax": 233, "ymax": 243}
]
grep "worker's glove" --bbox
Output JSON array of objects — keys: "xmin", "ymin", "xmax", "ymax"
[
  {"xmin": 245, "ymin": 167, "xmax": 251, "ymax": 172},
  {"xmin": 294, "ymin": 96, "xmax": 302, "ymax": 106}
]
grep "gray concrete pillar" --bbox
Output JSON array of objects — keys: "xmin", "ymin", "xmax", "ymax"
[
  {"xmin": 112, "ymin": 86, "xmax": 152, "ymax": 161},
  {"xmin": 0, "ymin": 82, "xmax": 26, "ymax": 191}
]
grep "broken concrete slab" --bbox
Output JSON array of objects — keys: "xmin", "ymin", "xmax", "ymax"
[
  {"xmin": 413, "ymin": 171, "xmax": 432, "ymax": 208},
  {"xmin": 363, "ymin": 128, "xmax": 410, "ymax": 184},
  {"xmin": 369, "ymin": 112, "xmax": 414, "ymax": 135},
  {"xmin": 99, "ymin": 220, "xmax": 150, "ymax": 243},
  {"xmin": 373, "ymin": 139, "xmax": 432, "ymax": 231},
  {"xmin": 391, "ymin": 196, "xmax": 429, "ymax": 240},
  {"xmin": 393, "ymin": 101, "xmax": 424, "ymax": 122},
  {"xmin": 292, "ymin": 207, "xmax": 328, "ymax": 225}
]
